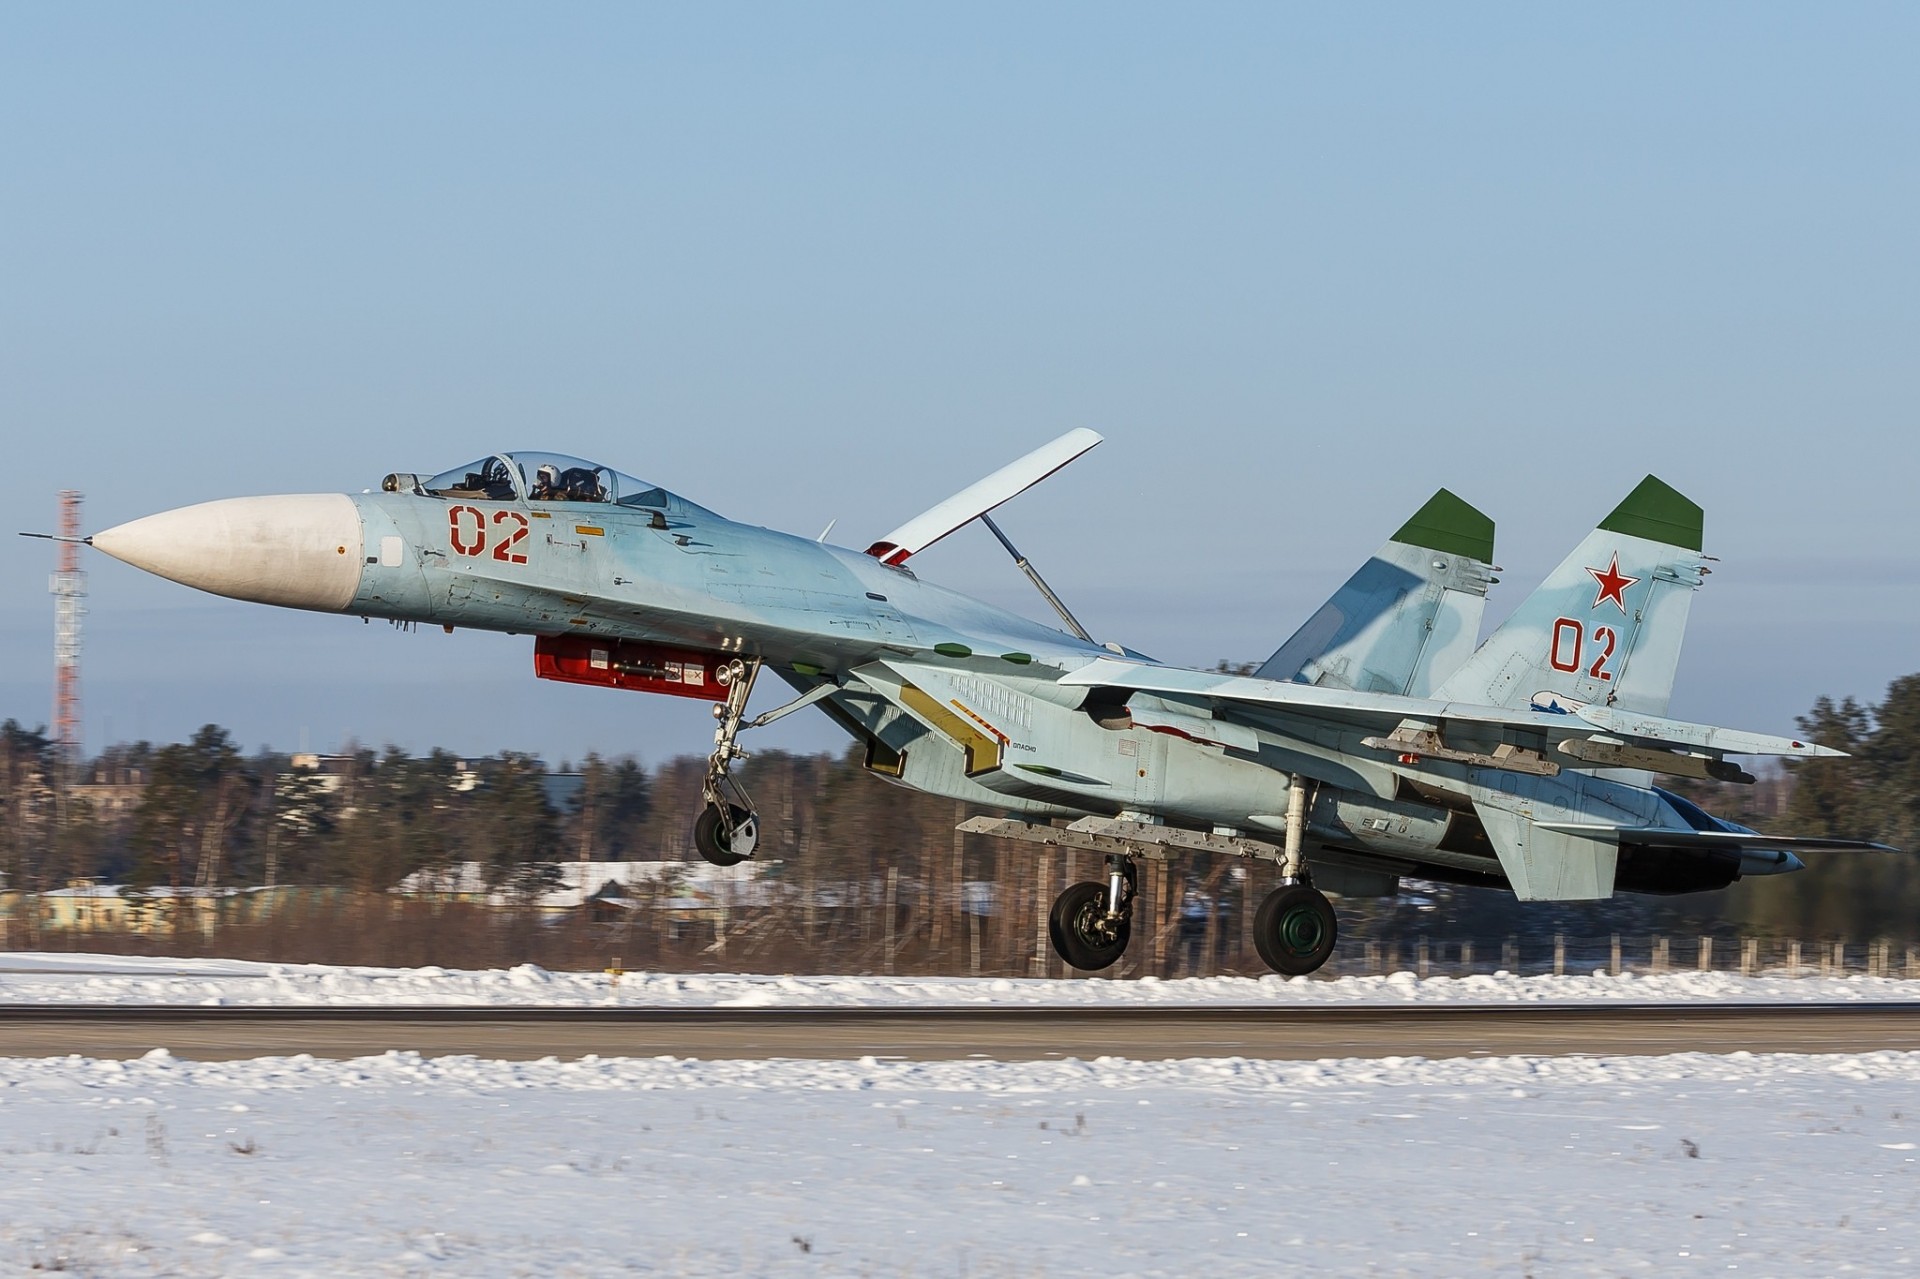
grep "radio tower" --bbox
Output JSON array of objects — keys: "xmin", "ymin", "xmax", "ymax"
[{"xmin": 50, "ymin": 490, "xmax": 85, "ymax": 775}]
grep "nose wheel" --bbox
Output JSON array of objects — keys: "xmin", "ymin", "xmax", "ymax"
[
  {"xmin": 1253, "ymin": 882, "xmax": 1337, "ymax": 976},
  {"xmin": 695, "ymin": 658, "xmax": 761, "ymax": 867},
  {"xmin": 694, "ymin": 802, "xmax": 757, "ymax": 867}
]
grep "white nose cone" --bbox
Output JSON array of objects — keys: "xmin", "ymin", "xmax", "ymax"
[{"xmin": 92, "ymin": 494, "xmax": 364, "ymax": 612}]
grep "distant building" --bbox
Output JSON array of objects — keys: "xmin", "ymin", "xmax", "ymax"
[
  {"xmin": 71, "ymin": 768, "xmax": 145, "ymax": 821},
  {"xmin": 392, "ymin": 859, "xmax": 778, "ymax": 917},
  {"xmin": 8, "ymin": 883, "xmax": 325, "ymax": 936},
  {"xmin": 287, "ymin": 752, "xmax": 357, "ymax": 784}
]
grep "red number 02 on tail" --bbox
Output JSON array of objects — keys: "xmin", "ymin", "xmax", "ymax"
[{"xmin": 1549, "ymin": 618, "xmax": 1617, "ymax": 681}]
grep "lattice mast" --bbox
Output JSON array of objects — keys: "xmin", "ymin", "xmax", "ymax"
[{"xmin": 50, "ymin": 490, "xmax": 85, "ymax": 773}]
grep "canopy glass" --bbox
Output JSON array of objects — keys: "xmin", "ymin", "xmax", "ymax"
[{"xmin": 419, "ymin": 453, "xmax": 711, "ymax": 514}]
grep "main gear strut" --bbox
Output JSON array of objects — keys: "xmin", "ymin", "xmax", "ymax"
[{"xmin": 1046, "ymin": 854, "xmax": 1138, "ymax": 972}]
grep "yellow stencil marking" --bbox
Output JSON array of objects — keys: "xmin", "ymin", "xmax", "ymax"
[
  {"xmin": 900, "ymin": 684, "xmax": 1003, "ymax": 776},
  {"xmin": 950, "ymin": 699, "xmax": 1009, "ymax": 747}
]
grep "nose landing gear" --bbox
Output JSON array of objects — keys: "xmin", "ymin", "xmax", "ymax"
[{"xmin": 694, "ymin": 658, "xmax": 760, "ymax": 867}]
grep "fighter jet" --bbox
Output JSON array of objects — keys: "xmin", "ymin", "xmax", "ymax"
[{"xmin": 70, "ymin": 433, "xmax": 1894, "ymax": 975}]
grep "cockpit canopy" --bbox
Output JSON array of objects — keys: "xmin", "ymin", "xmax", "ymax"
[{"xmin": 410, "ymin": 452, "xmax": 713, "ymax": 515}]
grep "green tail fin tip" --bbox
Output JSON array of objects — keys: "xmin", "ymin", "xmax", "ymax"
[
  {"xmin": 1598, "ymin": 475, "xmax": 1704, "ymax": 550},
  {"xmin": 1392, "ymin": 488, "xmax": 1495, "ymax": 562}
]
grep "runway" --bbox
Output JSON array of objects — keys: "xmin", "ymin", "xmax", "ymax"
[{"xmin": 1, "ymin": 1002, "xmax": 1916, "ymax": 1061}]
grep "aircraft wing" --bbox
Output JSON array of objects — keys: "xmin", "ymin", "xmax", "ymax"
[
  {"xmin": 866, "ymin": 428, "xmax": 1102, "ymax": 565},
  {"xmin": 1058, "ymin": 657, "xmax": 1845, "ymax": 763}
]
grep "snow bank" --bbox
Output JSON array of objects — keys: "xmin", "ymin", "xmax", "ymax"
[
  {"xmin": 8, "ymin": 1042, "xmax": 1920, "ymax": 1094},
  {"xmin": 3, "ymin": 951, "xmax": 1919, "ymax": 1007}
]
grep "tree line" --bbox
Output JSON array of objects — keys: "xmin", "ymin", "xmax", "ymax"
[
  {"xmin": 1697, "ymin": 674, "xmax": 1920, "ymax": 941},
  {"xmin": 0, "ymin": 724, "xmax": 653, "ymax": 897}
]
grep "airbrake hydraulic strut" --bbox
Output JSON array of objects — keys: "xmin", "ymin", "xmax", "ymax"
[{"xmin": 978, "ymin": 512, "xmax": 1095, "ymax": 645}]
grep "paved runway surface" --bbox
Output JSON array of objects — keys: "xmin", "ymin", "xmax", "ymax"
[{"xmin": 1, "ymin": 1003, "xmax": 1917, "ymax": 1060}]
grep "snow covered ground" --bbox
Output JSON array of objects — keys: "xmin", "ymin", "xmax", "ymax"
[
  {"xmin": 1, "ymin": 1046, "xmax": 1917, "ymax": 1276},
  {"xmin": 3, "ymin": 955, "xmax": 1917, "ymax": 1273},
  {"xmin": 3, "ymin": 950, "xmax": 1920, "ymax": 1007}
]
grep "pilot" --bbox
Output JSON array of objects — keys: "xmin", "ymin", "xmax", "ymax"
[
  {"xmin": 559, "ymin": 466, "xmax": 605, "ymax": 502},
  {"xmin": 531, "ymin": 464, "xmax": 563, "ymax": 501}
]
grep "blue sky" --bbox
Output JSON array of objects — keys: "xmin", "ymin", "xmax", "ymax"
[{"xmin": 3, "ymin": 2, "xmax": 1915, "ymax": 767}]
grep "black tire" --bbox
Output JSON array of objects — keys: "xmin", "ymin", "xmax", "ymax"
[
  {"xmin": 1047, "ymin": 881, "xmax": 1131, "ymax": 972},
  {"xmin": 693, "ymin": 803, "xmax": 755, "ymax": 867},
  {"xmin": 1253, "ymin": 883, "xmax": 1338, "ymax": 976}
]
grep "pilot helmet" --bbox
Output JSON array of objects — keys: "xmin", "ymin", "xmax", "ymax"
[{"xmin": 537, "ymin": 464, "xmax": 560, "ymax": 486}]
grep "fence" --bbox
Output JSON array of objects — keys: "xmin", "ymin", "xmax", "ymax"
[{"xmin": 1343, "ymin": 934, "xmax": 1920, "ymax": 982}]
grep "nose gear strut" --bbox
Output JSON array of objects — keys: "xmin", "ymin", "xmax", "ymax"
[{"xmin": 694, "ymin": 658, "xmax": 760, "ymax": 866}]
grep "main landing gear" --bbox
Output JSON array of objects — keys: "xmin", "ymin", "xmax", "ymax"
[
  {"xmin": 1040, "ymin": 773, "xmax": 1340, "ymax": 976},
  {"xmin": 1048, "ymin": 856, "xmax": 1138, "ymax": 971},
  {"xmin": 1248, "ymin": 772, "xmax": 1338, "ymax": 975},
  {"xmin": 1252, "ymin": 882, "xmax": 1338, "ymax": 976},
  {"xmin": 693, "ymin": 658, "xmax": 760, "ymax": 867},
  {"xmin": 1044, "ymin": 859, "xmax": 1338, "ymax": 976}
]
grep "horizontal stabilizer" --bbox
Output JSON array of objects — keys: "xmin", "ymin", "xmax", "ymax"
[
  {"xmin": 866, "ymin": 428, "xmax": 1102, "ymax": 566},
  {"xmin": 1534, "ymin": 824, "xmax": 1900, "ymax": 854}
]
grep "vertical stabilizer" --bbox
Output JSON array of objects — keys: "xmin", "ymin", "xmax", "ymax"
[
  {"xmin": 1433, "ymin": 476, "xmax": 1708, "ymax": 717},
  {"xmin": 1260, "ymin": 489, "xmax": 1495, "ymax": 697}
]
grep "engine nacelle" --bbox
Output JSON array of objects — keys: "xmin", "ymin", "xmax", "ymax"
[
  {"xmin": 1613, "ymin": 845, "xmax": 1742, "ymax": 895},
  {"xmin": 533, "ymin": 635, "xmax": 730, "ymax": 701}
]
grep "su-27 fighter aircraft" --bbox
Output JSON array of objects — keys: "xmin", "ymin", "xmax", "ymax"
[{"xmin": 65, "ymin": 431, "xmax": 1895, "ymax": 975}]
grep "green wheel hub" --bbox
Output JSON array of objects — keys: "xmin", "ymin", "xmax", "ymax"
[
  {"xmin": 1278, "ymin": 903, "xmax": 1328, "ymax": 955},
  {"xmin": 1253, "ymin": 883, "xmax": 1338, "ymax": 976}
]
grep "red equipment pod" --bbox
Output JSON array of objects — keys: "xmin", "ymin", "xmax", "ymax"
[{"xmin": 533, "ymin": 635, "xmax": 729, "ymax": 701}]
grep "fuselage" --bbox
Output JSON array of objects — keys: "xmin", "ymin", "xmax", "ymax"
[{"xmin": 87, "ymin": 450, "xmax": 1805, "ymax": 902}]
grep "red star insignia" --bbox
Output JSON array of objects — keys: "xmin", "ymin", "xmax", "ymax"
[{"xmin": 1587, "ymin": 553, "xmax": 1639, "ymax": 613}]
